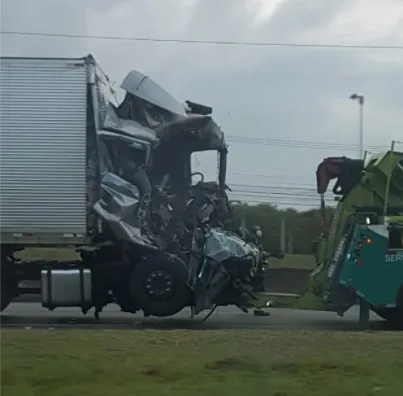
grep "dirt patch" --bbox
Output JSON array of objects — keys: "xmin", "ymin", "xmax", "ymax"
[
  {"xmin": 264, "ymin": 268, "xmax": 311, "ymax": 295},
  {"xmin": 141, "ymin": 367, "xmax": 164, "ymax": 377},
  {"xmin": 204, "ymin": 357, "xmax": 261, "ymax": 373}
]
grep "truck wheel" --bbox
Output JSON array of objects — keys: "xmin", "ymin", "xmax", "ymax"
[
  {"xmin": 394, "ymin": 284, "xmax": 403, "ymax": 329},
  {"xmin": 373, "ymin": 308, "xmax": 403, "ymax": 330},
  {"xmin": 1, "ymin": 253, "xmax": 18, "ymax": 312},
  {"xmin": 129, "ymin": 255, "xmax": 192, "ymax": 317},
  {"xmin": 1, "ymin": 281, "xmax": 17, "ymax": 312}
]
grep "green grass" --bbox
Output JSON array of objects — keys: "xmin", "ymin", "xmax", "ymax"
[
  {"xmin": 16, "ymin": 248, "xmax": 79, "ymax": 261},
  {"xmin": 17, "ymin": 248, "xmax": 315, "ymax": 269},
  {"xmin": 269, "ymin": 254, "xmax": 315, "ymax": 270},
  {"xmin": 2, "ymin": 330, "xmax": 402, "ymax": 396},
  {"xmin": 296, "ymin": 290, "xmax": 334, "ymax": 311}
]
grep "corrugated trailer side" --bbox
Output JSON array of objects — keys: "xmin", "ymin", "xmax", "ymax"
[{"xmin": 0, "ymin": 57, "xmax": 89, "ymax": 244}]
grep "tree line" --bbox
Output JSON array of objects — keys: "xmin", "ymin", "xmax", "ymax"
[{"xmin": 230, "ymin": 203, "xmax": 336, "ymax": 255}]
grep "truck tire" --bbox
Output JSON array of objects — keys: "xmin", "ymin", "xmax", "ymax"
[
  {"xmin": 373, "ymin": 307, "xmax": 403, "ymax": 330},
  {"xmin": 394, "ymin": 284, "xmax": 403, "ymax": 329},
  {"xmin": 129, "ymin": 255, "xmax": 192, "ymax": 317},
  {"xmin": 1, "ymin": 254, "xmax": 18, "ymax": 312},
  {"xmin": 0, "ymin": 280, "xmax": 17, "ymax": 312}
]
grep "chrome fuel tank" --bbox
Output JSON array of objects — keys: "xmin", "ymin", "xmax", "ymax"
[{"xmin": 41, "ymin": 268, "xmax": 92, "ymax": 310}]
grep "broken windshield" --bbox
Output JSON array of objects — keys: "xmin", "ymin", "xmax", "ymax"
[{"xmin": 191, "ymin": 150, "xmax": 219, "ymax": 185}]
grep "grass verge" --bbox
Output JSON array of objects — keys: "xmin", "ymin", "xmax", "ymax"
[
  {"xmin": 269, "ymin": 254, "xmax": 315, "ymax": 269},
  {"xmin": 16, "ymin": 248, "xmax": 79, "ymax": 262},
  {"xmin": 2, "ymin": 330, "xmax": 402, "ymax": 396}
]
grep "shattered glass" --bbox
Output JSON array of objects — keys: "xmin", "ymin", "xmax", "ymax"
[
  {"xmin": 186, "ymin": 229, "xmax": 261, "ymax": 313},
  {"xmin": 204, "ymin": 228, "xmax": 260, "ymax": 263}
]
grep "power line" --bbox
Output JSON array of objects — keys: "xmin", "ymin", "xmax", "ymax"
[
  {"xmin": 231, "ymin": 184, "xmax": 319, "ymax": 195},
  {"xmin": 226, "ymin": 180, "xmax": 338, "ymax": 207},
  {"xmin": 231, "ymin": 182, "xmax": 316, "ymax": 189},
  {"xmin": 229, "ymin": 193, "xmax": 337, "ymax": 205},
  {"xmin": 230, "ymin": 172, "xmax": 314, "ymax": 187},
  {"xmin": 232, "ymin": 182, "xmax": 316, "ymax": 190},
  {"xmin": 229, "ymin": 183, "xmax": 335, "ymax": 202},
  {"xmin": 1, "ymin": 31, "xmax": 403, "ymax": 51},
  {"xmin": 1, "ymin": 34, "xmax": 397, "ymax": 154},
  {"xmin": 227, "ymin": 135, "xmax": 388, "ymax": 152},
  {"xmin": 231, "ymin": 192, "xmax": 327, "ymax": 201},
  {"xmin": 232, "ymin": 190, "xmax": 320, "ymax": 198}
]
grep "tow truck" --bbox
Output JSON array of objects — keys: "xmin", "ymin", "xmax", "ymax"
[{"xmin": 300, "ymin": 141, "xmax": 403, "ymax": 328}]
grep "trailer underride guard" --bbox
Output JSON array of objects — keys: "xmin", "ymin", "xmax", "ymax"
[{"xmin": 0, "ymin": 55, "xmax": 278, "ymax": 318}]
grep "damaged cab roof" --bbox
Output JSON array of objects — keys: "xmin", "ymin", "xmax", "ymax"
[{"xmin": 113, "ymin": 69, "xmax": 227, "ymax": 151}]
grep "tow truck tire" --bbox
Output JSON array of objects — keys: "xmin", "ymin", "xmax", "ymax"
[
  {"xmin": 370, "ymin": 285, "xmax": 403, "ymax": 329},
  {"xmin": 129, "ymin": 255, "xmax": 192, "ymax": 317},
  {"xmin": 394, "ymin": 284, "xmax": 403, "ymax": 329},
  {"xmin": 373, "ymin": 308, "xmax": 403, "ymax": 330}
]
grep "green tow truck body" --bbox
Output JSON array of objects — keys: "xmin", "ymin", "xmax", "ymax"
[
  {"xmin": 332, "ymin": 217, "xmax": 403, "ymax": 326},
  {"xmin": 299, "ymin": 141, "xmax": 403, "ymax": 327}
]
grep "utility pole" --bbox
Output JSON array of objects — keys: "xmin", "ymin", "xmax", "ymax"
[
  {"xmin": 287, "ymin": 232, "xmax": 293, "ymax": 255},
  {"xmin": 280, "ymin": 216, "xmax": 286, "ymax": 253},
  {"xmin": 350, "ymin": 93, "xmax": 365, "ymax": 159}
]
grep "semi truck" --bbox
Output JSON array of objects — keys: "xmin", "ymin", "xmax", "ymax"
[
  {"xmin": 300, "ymin": 142, "xmax": 403, "ymax": 328},
  {"xmin": 0, "ymin": 55, "xmax": 271, "ymax": 318}
]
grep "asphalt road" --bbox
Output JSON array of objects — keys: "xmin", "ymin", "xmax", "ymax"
[{"xmin": 0, "ymin": 302, "xmax": 390, "ymax": 331}]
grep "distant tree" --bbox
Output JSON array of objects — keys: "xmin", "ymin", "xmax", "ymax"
[{"xmin": 230, "ymin": 202, "xmax": 336, "ymax": 255}]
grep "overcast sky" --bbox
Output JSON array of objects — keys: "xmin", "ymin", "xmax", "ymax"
[{"xmin": 1, "ymin": 0, "xmax": 402, "ymax": 208}]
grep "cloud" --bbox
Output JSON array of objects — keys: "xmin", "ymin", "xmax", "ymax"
[{"xmin": 1, "ymin": 0, "xmax": 402, "ymax": 204}]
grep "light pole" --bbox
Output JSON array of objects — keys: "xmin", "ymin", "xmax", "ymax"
[{"xmin": 350, "ymin": 93, "xmax": 364, "ymax": 159}]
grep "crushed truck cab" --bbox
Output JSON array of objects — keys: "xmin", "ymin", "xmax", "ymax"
[{"xmin": 0, "ymin": 55, "xmax": 272, "ymax": 318}]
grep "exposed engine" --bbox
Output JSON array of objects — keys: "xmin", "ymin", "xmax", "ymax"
[{"xmin": 38, "ymin": 191, "xmax": 267, "ymax": 318}]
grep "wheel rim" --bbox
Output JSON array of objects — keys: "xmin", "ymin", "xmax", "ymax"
[{"xmin": 144, "ymin": 269, "xmax": 175, "ymax": 301}]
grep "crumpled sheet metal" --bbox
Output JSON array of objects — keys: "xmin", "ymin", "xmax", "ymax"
[
  {"xmin": 93, "ymin": 171, "xmax": 155, "ymax": 249},
  {"xmin": 187, "ymin": 228, "xmax": 261, "ymax": 313}
]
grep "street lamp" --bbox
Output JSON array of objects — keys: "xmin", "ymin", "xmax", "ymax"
[{"xmin": 350, "ymin": 93, "xmax": 364, "ymax": 159}]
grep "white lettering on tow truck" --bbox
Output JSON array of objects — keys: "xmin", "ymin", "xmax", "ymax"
[
  {"xmin": 385, "ymin": 254, "xmax": 403, "ymax": 263},
  {"xmin": 328, "ymin": 238, "xmax": 346, "ymax": 277}
]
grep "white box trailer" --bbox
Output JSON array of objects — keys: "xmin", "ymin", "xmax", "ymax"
[{"xmin": 0, "ymin": 55, "xmax": 112, "ymax": 245}]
